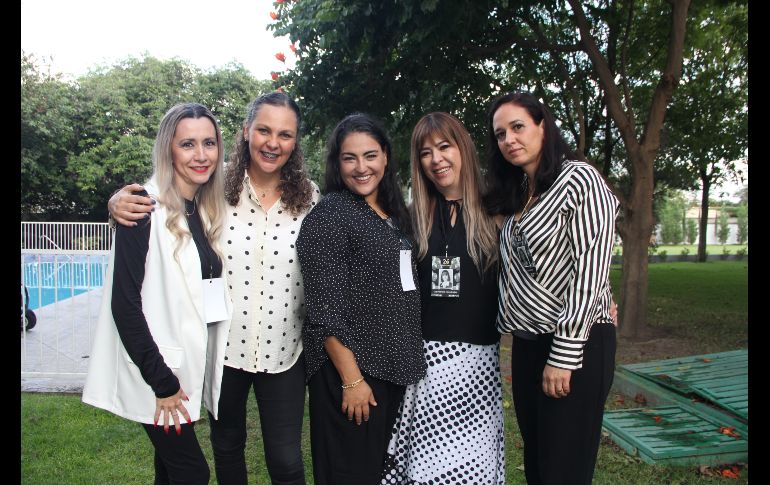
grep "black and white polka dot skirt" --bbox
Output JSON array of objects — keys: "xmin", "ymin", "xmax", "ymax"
[{"xmin": 381, "ymin": 340, "xmax": 505, "ymax": 484}]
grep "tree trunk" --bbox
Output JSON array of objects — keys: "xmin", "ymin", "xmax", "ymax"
[
  {"xmin": 618, "ymin": 148, "xmax": 656, "ymax": 339},
  {"xmin": 697, "ymin": 177, "xmax": 711, "ymax": 262}
]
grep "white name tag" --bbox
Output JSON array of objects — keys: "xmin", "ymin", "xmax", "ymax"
[
  {"xmin": 399, "ymin": 250, "xmax": 416, "ymax": 291},
  {"xmin": 202, "ymin": 277, "xmax": 228, "ymax": 325}
]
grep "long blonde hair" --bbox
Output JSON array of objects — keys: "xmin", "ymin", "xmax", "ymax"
[
  {"xmin": 150, "ymin": 102, "xmax": 227, "ymax": 260},
  {"xmin": 410, "ymin": 112, "xmax": 499, "ymax": 274}
]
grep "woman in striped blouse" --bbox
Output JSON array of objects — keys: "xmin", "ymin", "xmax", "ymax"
[{"xmin": 485, "ymin": 92, "xmax": 618, "ymax": 485}]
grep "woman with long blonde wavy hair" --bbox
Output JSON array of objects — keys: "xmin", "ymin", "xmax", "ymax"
[{"xmin": 84, "ymin": 102, "xmax": 231, "ymax": 484}]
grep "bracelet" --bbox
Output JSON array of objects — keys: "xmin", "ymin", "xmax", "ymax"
[{"xmin": 341, "ymin": 376, "xmax": 365, "ymax": 389}]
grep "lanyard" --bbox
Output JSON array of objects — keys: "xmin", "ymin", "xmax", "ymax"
[{"xmin": 437, "ymin": 198, "xmax": 462, "ymax": 257}]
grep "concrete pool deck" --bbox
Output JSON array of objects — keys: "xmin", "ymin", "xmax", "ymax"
[{"xmin": 21, "ymin": 288, "xmax": 104, "ymax": 393}]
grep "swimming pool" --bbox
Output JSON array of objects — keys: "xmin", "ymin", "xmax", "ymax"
[{"xmin": 22, "ymin": 256, "xmax": 108, "ymax": 310}]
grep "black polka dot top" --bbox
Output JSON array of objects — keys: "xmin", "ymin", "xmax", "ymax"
[{"xmin": 296, "ymin": 190, "xmax": 426, "ymax": 386}]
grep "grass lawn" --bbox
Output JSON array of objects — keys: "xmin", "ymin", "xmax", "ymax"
[
  {"xmin": 613, "ymin": 244, "xmax": 748, "ymax": 256},
  {"xmin": 21, "ymin": 261, "xmax": 748, "ymax": 484}
]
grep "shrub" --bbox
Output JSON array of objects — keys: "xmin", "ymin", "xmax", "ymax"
[
  {"xmin": 736, "ymin": 248, "xmax": 747, "ymax": 260},
  {"xmin": 679, "ymin": 247, "xmax": 690, "ymax": 261},
  {"xmin": 658, "ymin": 249, "xmax": 668, "ymax": 262}
]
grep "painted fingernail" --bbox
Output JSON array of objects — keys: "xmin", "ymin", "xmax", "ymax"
[
  {"xmin": 164, "ymin": 427, "xmax": 169, "ymax": 435},
  {"xmin": 186, "ymin": 417, "xmax": 192, "ymax": 424},
  {"xmin": 143, "ymin": 213, "xmax": 150, "ymax": 219},
  {"xmin": 151, "ymin": 199, "xmax": 157, "ymax": 205},
  {"xmin": 151, "ymin": 207, "xmax": 155, "ymax": 212},
  {"xmin": 176, "ymin": 427, "xmax": 182, "ymax": 436}
]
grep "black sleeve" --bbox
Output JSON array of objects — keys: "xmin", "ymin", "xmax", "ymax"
[{"xmin": 111, "ymin": 218, "xmax": 180, "ymax": 398}]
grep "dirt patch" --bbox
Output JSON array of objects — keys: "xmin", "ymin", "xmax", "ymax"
[{"xmin": 499, "ymin": 327, "xmax": 708, "ymax": 379}]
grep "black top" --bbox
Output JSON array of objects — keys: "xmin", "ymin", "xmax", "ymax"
[
  {"xmin": 111, "ymin": 195, "xmax": 223, "ymax": 398},
  {"xmin": 296, "ymin": 190, "xmax": 426, "ymax": 386},
  {"xmin": 418, "ymin": 201, "xmax": 500, "ymax": 345}
]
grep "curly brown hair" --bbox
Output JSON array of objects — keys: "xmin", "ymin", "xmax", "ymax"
[{"xmin": 224, "ymin": 92, "xmax": 313, "ymax": 216}]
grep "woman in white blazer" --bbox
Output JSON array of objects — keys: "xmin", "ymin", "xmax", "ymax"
[{"xmin": 82, "ymin": 102, "xmax": 232, "ymax": 485}]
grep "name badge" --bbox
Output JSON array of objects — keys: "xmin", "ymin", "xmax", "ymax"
[
  {"xmin": 431, "ymin": 255, "xmax": 460, "ymax": 297},
  {"xmin": 202, "ymin": 277, "xmax": 228, "ymax": 325},
  {"xmin": 512, "ymin": 230, "xmax": 538, "ymax": 278},
  {"xmin": 399, "ymin": 250, "xmax": 416, "ymax": 291}
]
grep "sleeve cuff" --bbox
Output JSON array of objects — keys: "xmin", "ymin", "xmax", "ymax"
[{"xmin": 547, "ymin": 335, "xmax": 586, "ymax": 370}]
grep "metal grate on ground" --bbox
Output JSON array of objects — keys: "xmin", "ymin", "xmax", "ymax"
[
  {"xmin": 621, "ymin": 349, "xmax": 747, "ymax": 422},
  {"xmin": 603, "ymin": 405, "xmax": 748, "ymax": 466},
  {"xmin": 604, "ymin": 350, "xmax": 748, "ymax": 466}
]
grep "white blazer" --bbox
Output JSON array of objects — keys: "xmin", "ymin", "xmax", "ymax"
[{"xmin": 82, "ymin": 187, "xmax": 232, "ymax": 424}]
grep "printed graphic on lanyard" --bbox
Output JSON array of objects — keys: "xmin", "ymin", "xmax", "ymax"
[
  {"xmin": 511, "ymin": 229, "xmax": 538, "ymax": 278},
  {"xmin": 430, "ymin": 255, "xmax": 460, "ymax": 297}
]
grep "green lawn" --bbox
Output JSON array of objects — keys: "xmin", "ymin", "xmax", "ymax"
[
  {"xmin": 614, "ymin": 244, "xmax": 748, "ymax": 256},
  {"xmin": 21, "ymin": 261, "xmax": 748, "ymax": 484}
]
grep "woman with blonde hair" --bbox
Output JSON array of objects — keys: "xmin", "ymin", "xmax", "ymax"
[
  {"xmin": 106, "ymin": 92, "xmax": 319, "ymax": 484},
  {"xmin": 382, "ymin": 112, "xmax": 505, "ymax": 484},
  {"xmin": 83, "ymin": 102, "xmax": 231, "ymax": 484}
]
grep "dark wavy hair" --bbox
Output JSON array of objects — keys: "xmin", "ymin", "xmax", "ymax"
[
  {"xmin": 323, "ymin": 113, "xmax": 411, "ymax": 234},
  {"xmin": 483, "ymin": 92, "xmax": 577, "ymax": 216},
  {"xmin": 224, "ymin": 92, "xmax": 313, "ymax": 215}
]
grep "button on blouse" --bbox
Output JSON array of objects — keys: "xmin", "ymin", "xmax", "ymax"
[{"xmin": 223, "ymin": 173, "xmax": 320, "ymax": 373}]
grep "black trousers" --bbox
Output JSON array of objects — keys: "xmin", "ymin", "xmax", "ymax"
[
  {"xmin": 308, "ymin": 359, "xmax": 405, "ymax": 485},
  {"xmin": 511, "ymin": 323, "xmax": 616, "ymax": 485},
  {"xmin": 208, "ymin": 357, "xmax": 307, "ymax": 485},
  {"xmin": 142, "ymin": 422, "xmax": 209, "ymax": 485}
]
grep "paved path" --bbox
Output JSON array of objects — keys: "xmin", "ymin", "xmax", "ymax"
[{"xmin": 21, "ymin": 288, "xmax": 104, "ymax": 393}]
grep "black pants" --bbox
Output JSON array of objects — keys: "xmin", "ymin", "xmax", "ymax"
[
  {"xmin": 308, "ymin": 359, "xmax": 405, "ymax": 485},
  {"xmin": 511, "ymin": 323, "xmax": 616, "ymax": 485},
  {"xmin": 142, "ymin": 422, "xmax": 209, "ymax": 485},
  {"xmin": 208, "ymin": 358, "xmax": 306, "ymax": 485}
]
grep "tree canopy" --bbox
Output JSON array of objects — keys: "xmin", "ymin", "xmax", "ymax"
[{"xmin": 21, "ymin": 54, "xmax": 271, "ymax": 221}]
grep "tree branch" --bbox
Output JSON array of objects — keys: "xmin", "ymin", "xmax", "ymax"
[{"xmin": 640, "ymin": 0, "xmax": 690, "ymax": 155}]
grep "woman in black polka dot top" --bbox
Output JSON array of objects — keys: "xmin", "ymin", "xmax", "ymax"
[{"xmin": 296, "ymin": 113, "xmax": 426, "ymax": 485}]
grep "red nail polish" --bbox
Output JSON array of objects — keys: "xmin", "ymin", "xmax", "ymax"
[
  {"xmin": 176, "ymin": 427, "xmax": 182, "ymax": 436},
  {"xmin": 186, "ymin": 417, "xmax": 192, "ymax": 425},
  {"xmin": 164, "ymin": 427, "xmax": 169, "ymax": 435}
]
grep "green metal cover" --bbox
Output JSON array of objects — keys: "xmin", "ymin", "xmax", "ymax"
[
  {"xmin": 620, "ymin": 350, "xmax": 747, "ymax": 421},
  {"xmin": 603, "ymin": 405, "xmax": 748, "ymax": 466}
]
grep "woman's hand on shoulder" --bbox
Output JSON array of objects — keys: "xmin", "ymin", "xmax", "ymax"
[
  {"xmin": 109, "ymin": 183, "xmax": 155, "ymax": 227},
  {"xmin": 154, "ymin": 387, "xmax": 191, "ymax": 435}
]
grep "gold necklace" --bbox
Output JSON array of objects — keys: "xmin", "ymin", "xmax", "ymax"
[
  {"xmin": 253, "ymin": 184, "xmax": 279, "ymax": 199},
  {"xmin": 368, "ymin": 203, "xmax": 388, "ymax": 219},
  {"xmin": 515, "ymin": 190, "xmax": 535, "ymax": 223}
]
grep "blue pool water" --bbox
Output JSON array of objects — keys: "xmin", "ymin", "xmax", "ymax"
[
  {"xmin": 22, "ymin": 257, "xmax": 107, "ymax": 310},
  {"xmin": 25, "ymin": 288, "xmax": 91, "ymax": 310}
]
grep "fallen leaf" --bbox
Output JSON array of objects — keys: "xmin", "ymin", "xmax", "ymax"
[
  {"xmin": 503, "ymin": 400, "xmax": 511, "ymax": 409},
  {"xmin": 722, "ymin": 469, "xmax": 739, "ymax": 479},
  {"xmin": 634, "ymin": 393, "xmax": 647, "ymax": 405},
  {"xmin": 504, "ymin": 375, "xmax": 512, "ymax": 383},
  {"xmin": 719, "ymin": 426, "xmax": 741, "ymax": 438},
  {"xmin": 614, "ymin": 395, "xmax": 625, "ymax": 405},
  {"xmin": 653, "ymin": 416, "xmax": 662, "ymax": 423},
  {"xmin": 698, "ymin": 465, "xmax": 715, "ymax": 477},
  {"xmin": 702, "ymin": 358, "xmax": 712, "ymax": 363},
  {"xmin": 516, "ymin": 464, "xmax": 525, "ymax": 471}
]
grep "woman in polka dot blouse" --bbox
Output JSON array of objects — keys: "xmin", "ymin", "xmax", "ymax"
[
  {"xmin": 296, "ymin": 113, "xmax": 426, "ymax": 485},
  {"xmin": 381, "ymin": 112, "xmax": 505, "ymax": 484},
  {"xmin": 108, "ymin": 92, "xmax": 319, "ymax": 485}
]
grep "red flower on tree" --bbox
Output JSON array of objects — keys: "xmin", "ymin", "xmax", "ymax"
[
  {"xmin": 289, "ymin": 43, "xmax": 297, "ymax": 53},
  {"xmin": 270, "ymin": 11, "xmax": 279, "ymax": 20},
  {"xmin": 276, "ymin": 0, "xmax": 285, "ymax": 3},
  {"xmin": 275, "ymin": 52, "xmax": 286, "ymax": 62},
  {"xmin": 271, "ymin": 72, "xmax": 279, "ymax": 81}
]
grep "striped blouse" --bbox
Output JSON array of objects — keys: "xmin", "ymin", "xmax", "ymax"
[{"xmin": 497, "ymin": 160, "xmax": 618, "ymax": 370}]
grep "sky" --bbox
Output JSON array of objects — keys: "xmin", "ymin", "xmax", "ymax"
[{"xmin": 21, "ymin": 0, "xmax": 294, "ymax": 81}]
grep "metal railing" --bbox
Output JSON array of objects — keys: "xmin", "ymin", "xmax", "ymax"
[{"xmin": 21, "ymin": 222, "xmax": 113, "ymax": 388}]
